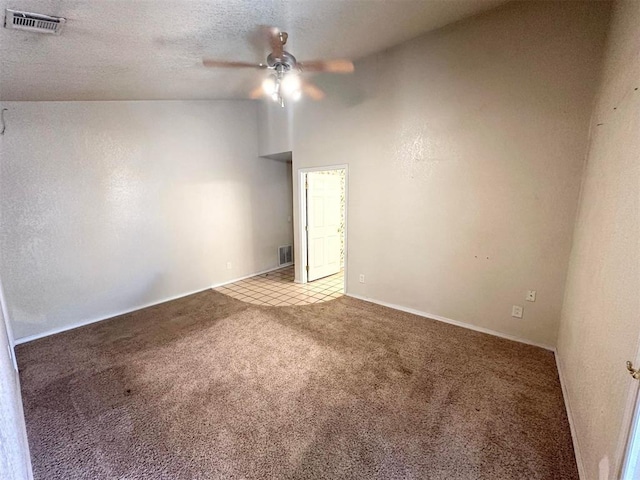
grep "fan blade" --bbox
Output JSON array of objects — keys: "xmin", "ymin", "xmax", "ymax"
[
  {"xmin": 268, "ymin": 27, "xmax": 285, "ymax": 58},
  {"xmin": 302, "ymin": 81, "xmax": 325, "ymax": 101},
  {"xmin": 299, "ymin": 59, "xmax": 354, "ymax": 73},
  {"xmin": 202, "ymin": 59, "xmax": 266, "ymax": 69},
  {"xmin": 249, "ymin": 85, "xmax": 264, "ymax": 99}
]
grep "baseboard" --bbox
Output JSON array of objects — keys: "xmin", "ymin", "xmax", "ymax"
[
  {"xmin": 210, "ymin": 263, "xmax": 292, "ymax": 289},
  {"xmin": 345, "ymin": 293, "xmax": 555, "ymax": 352},
  {"xmin": 555, "ymin": 352, "xmax": 586, "ymax": 479},
  {"xmin": 14, "ymin": 286, "xmax": 213, "ymax": 345},
  {"xmin": 15, "ymin": 264, "xmax": 291, "ymax": 345}
]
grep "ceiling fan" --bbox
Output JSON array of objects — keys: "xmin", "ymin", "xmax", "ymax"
[{"xmin": 202, "ymin": 28, "xmax": 354, "ymax": 107}]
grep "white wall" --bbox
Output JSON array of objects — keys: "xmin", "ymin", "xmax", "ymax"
[
  {"xmin": 556, "ymin": 1, "xmax": 640, "ymax": 478},
  {"xmin": 0, "ymin": 101, "xmax": 293, "ymax": 340},
  {"xmin": 258, "ymin": 99, "xmax": 293, "ymax": 157},
  {"xmin": 0, "ymin": 132, "xmax": 32, "ymax": 479},
  {"xmin": 0, "ymin": 293, "xmax": 32, "ymax": 479},
  {"xmin": 289, "ymin": 1, "xmax": 610, "ymax": 348}
]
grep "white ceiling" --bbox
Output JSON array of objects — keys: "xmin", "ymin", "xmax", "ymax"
[{"xmin": 0, "ymin": 0, "xmax": 506, "ymax": 101}]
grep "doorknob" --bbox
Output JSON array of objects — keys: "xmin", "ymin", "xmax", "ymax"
[{"xmin": 626, "ymin": 361, "xmax": 640, "ymax": 380}]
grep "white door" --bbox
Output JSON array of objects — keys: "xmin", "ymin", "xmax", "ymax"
[{"xmin": 306, "ymin": 172, "xmax": 342, "ymax": 282}]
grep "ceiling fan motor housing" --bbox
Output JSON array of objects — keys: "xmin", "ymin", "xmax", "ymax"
[{"xmin": 267, "ymin": 51, "xmax": 297, "ymax": 72}]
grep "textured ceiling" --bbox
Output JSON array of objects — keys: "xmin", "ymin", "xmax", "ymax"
[{"xmin": 0, "ymin": 0, "xmax": 506, "ymax": 101}]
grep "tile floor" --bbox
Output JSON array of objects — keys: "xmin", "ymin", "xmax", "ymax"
[{"xmin": 215, "ymin": 265, "xmax": 344, "ymax": 306}]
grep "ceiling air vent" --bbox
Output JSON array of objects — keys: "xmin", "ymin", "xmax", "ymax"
[{"xmin": 4, "ymin": 9, "xmax": 66, "ymax": 35}]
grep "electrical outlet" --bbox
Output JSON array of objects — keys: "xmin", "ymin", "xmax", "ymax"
[
  {"xmin": 226, "ymin": 262, "xmax": 232, "ymax": 270},
  {"xmin": 526, "ymin": 290, "xmax": 536, "ymax": 302},
  {"xmin": 359, "ymin": 274, "xmax": 365, "ymax": 283},
  {"xmin": 511, "ymin": 305, "xmax": 523, "ymax": 319}
]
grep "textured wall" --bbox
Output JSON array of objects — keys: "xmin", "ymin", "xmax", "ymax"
[
  {"xmin": 290, "ymin": 1, "xmax": 610, "ymax": 348},
  {"xmin": 556, "ymin": 1, "xmax": 640, "ymax": 478},
  {"xmin": 0, "ymin": 302, "xmax": 32, "ymax": 479},
  {"xmin": 0, "ymin": 125, "xmax": 32, "ymax": 480},
  {"xmin": 258, "ymin": 100, "xmax": 293, "ymax": 157},
  {"xmin": 0, "ymin": 101, "xmax": 293, "ymax": 340}
]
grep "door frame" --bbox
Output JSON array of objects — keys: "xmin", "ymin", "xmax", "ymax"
[
  {"xmin": 618, "ymin": 339, "xmax": 640, "ymax": 478},
  {"xmin": 297, "ymin": 164, "xmax": 348, "ymax": 292}
]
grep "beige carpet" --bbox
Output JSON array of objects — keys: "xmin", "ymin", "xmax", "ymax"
[{"xmin": 17, "ymin": 291, "xmax": 578, "ymax": 479}]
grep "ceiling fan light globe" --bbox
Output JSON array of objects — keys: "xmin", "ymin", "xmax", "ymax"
[
  {"xmin": 262, "ymin": 76, "xmax": 277, "ymax": 96},
  {"xmin": 281, "ymin": 74, "xmax": 301, "ymax": 95}
]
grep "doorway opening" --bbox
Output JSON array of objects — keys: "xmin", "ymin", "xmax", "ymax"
[{"xmin": 298, "ymin": 165, "xmax": 347, "ymax": 295}]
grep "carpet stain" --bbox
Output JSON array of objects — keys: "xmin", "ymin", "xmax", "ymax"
[{"xmin": 17, "ymin": 291, "xmax": 578, "ymax": 479}]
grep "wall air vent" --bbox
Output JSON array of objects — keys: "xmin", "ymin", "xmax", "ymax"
[
  {"xmin": 4, "ymin": 9, "xmax": 66, "ymax": 35},
  {"xmin": 278, "ymin": 245, "xmax": 293, "ymax": 266}
]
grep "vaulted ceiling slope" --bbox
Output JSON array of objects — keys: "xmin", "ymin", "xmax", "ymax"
[{"xmin": 0, "ymin": 0, "xmax": 505, "ymax": 101}]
